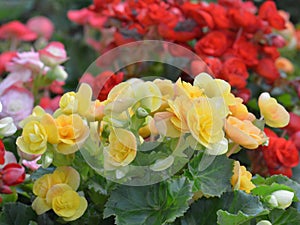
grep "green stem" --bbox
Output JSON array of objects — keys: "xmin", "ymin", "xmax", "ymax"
[{"xmin": 226, "ymin": 143, "xmax": 239, "ymax": 157}]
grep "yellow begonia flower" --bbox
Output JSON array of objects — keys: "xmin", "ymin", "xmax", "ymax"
[
  {"xmin": 225, "ymin": 116, "xmax": 266, "ymax": 149},
  {"xmin": 231, "ymin": 161, "xmax": 255, "ymax": 193},
  {"xmin": 174, "ymin": 78, "xmax": 203, "ymax": 99},
  {"xmin": 105, "ymin": 128, "xmax": 137, "ymax": 167},
  {"xmin": 59, "ymin": 83, "xmax": 92, "ymax": 115},
  {"xmin": 16, "ymin": 120, "xmax": 48, "ymax": 155},
  {"xmin": 55, "ymin": 114, "xmax": 89, "ymax": 154},
  {"xmin": 187, "ymin": 97, "xmax": 225, "ymax": 147},
  {"xmin": 258, "ymin": 92, "xmax": 290, "ymax": 128},
  {"xmin": 32, "ymin": 167, "xmax": 86, "ymax": 221},
  {"xmin": 46, "ymin": 184, "xmax": 87, "ymax": 221}
]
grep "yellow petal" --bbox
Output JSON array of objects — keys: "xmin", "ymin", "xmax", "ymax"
[
  {"xmin": 45, "ymin": 183, "xmax": 72, "ymax": 205},
  {"xmin": 62, "ymin": 196, "xmax": 88, "ymax": 221},
  {"xmin": 76, "ymin": 83, "xmax": 92, "ymax": 115},
  {"xmin": 53, "ymin": 166, "xmax": 80, "ymax": 191},
  {"xmin": 41, "ymin": 114, "xmax": 59, "ymax": 144},
  {"xmin": 32, "ymin": 197, "xmax": 51, "ymax": 215}
]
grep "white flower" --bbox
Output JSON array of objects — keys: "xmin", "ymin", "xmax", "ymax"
[
  {"xmin": 269, "ymin": 190, "xmax": 294, "ymax": 209},
  {"xmin": 0, "ymin": 117, "xmax": 17, "ymax": 136}
]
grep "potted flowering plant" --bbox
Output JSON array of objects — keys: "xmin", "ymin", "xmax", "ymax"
[{"xmin": 0, "ymin": 1, "xmax": 300, "ymax": 225}]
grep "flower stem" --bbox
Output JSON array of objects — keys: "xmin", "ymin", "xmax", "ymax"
[{"xmin": 226, "ymin": 143, "xmax": 239, "ymax": 157}]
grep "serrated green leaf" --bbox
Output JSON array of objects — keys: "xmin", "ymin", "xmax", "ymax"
[
  {"xmin": 185, "ymin": 152, "xmax": 234, "ymax": 196},
  {"xmin": 180, "ymin": 191, "xmax": 268, "ymax": 225},
  {"xmin": 0, "ymin": 202, "xmax": 36, "ymax": 225},
  {"xmin": 268, "ymin": 208, "xmax": 300, "ymax": 225},
  {"xmin": 104, "ymin": 177, "xmax": 193, "ymax": 225}
]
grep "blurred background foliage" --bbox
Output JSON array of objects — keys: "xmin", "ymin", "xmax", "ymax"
[{"xmin": 0, "ymin": 0, "xmax": 299, "ymax": 91}]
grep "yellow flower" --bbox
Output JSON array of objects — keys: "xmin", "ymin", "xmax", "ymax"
[
  {"xmin": 153, "ymin": 79, "xmax": 174, "ymax": 111},
  {"xmin": 58, "ymin": 83, "xmax": 92, "ymax": 115},
  {"xmin": 187, "ymin": 97, "xmax": 225, "ymax": 147},
  {"xmin": 16, "ymin": 120, "xmax": 48, "ymax": 155},
  {"xmin": 55, "ymin": 114, "xmax": 89, "ymax": 154},
  {"xmin": 32, "ymin": 166, "xmax": 84, "ymax": 219},
  {"xmin": 225, "ymin": 116, "xmax": 266, "ymax": 149},
  {"xmin": 258, "ymin": 92, "xmax": 290, "ymax": 128},
  {"xmin": 105, "ymin": 128, "xmax": 137, "ymax": 167},
  {"xmin": 46, "ymin": 184, "xmax": 87, "ymax": 221},
  {"xmin": 231, "ymin": 161, "xmax": 255, "ymax": 193}
]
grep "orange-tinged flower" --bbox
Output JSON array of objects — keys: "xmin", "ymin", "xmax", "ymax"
[
  {"xmin": 231, "ymin": 161, "xmax": 255, "ymax": 193},
  {"xmin": 55, "ymin": 114, "xmax": 89, "ymax": 154},
  {"xmin": 258, "ymin": 92, "xmax": 290, "ymax": 128},
  {"xmin": 275, "ymin": 57, "xmax": 294, "ymax": 74},
  {"xmin": 225, "ymin": 116, "xmax": 266, "ymax": 149},
  {"xmin": 151, "ymin": 112, "xmax": 181, "ymax": 138}
]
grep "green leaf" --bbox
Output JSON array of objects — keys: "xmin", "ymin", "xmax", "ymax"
[
  {"xmin": 0, "ymin": 202, "xmax": 36, "ymax": 225},
  {"xmin": 104, "ymin": 177, "xmax": 193, "ymax": 225},
  {"xmin": 29, "ymin": 167, "xmax": 55, "ymax": 181},
  {"xmin": 180, "ymin": 191, "xmax": 268, "ymax": 225},
  {"xmin": 268, "ymin": 208, "xmax": 300, "ymax": 225},
  {"xmin": 185, "ymin": 152, "xmax": 234, "ymax": 196}
]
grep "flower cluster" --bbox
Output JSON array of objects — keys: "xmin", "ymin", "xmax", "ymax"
[
  {"xmin": 68, "ymin": 0, "xmax": 287, "ymax": 98},
  {"xmin": 32, "ymin": 166, "xmax": 87, "ymax": 221}
]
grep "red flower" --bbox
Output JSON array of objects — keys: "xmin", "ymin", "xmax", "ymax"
[
  {"xmin": 284, "ymin": 112, "xmax": 300, "ymax": 135},
  {"xmin": 229, "ymin": 8, "xmax": 258, "ymax": 32},
  {"xmin": 291, "ymin": 131, "xmax": 300, "ymax": 150},
  {"xmin": 262, "ymin": 128, "xmax": 299, "ymax": 178},
  {"xmin": 0, "ymin": 140, "xmax": 5, "ymax": 165},
  {"xmin": 258, "ymin": 1, "xmax": 285, "ymax": 30},
  {"xmin": 1, "ymin": 163, "xmax": 25, "ymax": 186},
  {"xmin": 190, "ymin": 57, "xmax": 222, "ymax": 77},
  {"xmin": 181, "ymin": 2, "xmax": 214, "ymax": 29},
  {"xmin": 261, "ymin": 46, "xmax": 280, "ymax": 60},
  {"xmin": 254, "ymin": 58, "xmax": 280, "ymax": 82},
  {"xmin": 221, "ymin": 57, "xmax": 248, "ymax": 89},
  {"xmin": 208, "ymin": 4, "xmax": 231, "ymax": 29},
  {"xmin": 233, "ymin": 37, "xmax": 258, "ymax": 66},
  {"xmin": 195, "ymin": 31, "xmax": 228, "ymax": 57},
  {"xmin": 0, "ymin": 51, "xmax": 16, "ymax": 74},
  {"xmin": 39, "ymin": 96, "xmax": 60, "ymax": 114},
  {"xmin": 0, "ymin": 21, "xmax": 37, "ymax": 41},
  {"xmin": 218, "ymin": 0, "xmax": 242, "ymax": 8}
]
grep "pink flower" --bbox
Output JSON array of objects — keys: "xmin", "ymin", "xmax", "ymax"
[
  {"xmin": 0, "ymin": 86, "xmax": 34, "ymax": 126},
  {"xmin": 27, "ymin": 16, "xmax": 54, "ymax": 40},
  {"xmin": 49, "ymin": 80, "xmax": 65, "ymax": 94},
  {"xmin": 0, "ymin": 21, "xmax": 37, "ymax": 41},
  {"xmin": 0, "ymin": 51, "xmax": 17, "ymax": 75},
  {"xmin": 39, "ymin": 42, "xmax": 68, "ymax": 67}
]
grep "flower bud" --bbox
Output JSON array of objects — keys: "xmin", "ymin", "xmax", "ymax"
[
  {"xmin": 0, "ymin": 117, "xmax": 17, "ymax": 137},
  {"xmin": 39, "ymin": 42, "xmax": 67, "ymax": 67},
  {"xmin": 1, "ymin": 163, "xmax": 25, "ymax": 186},
  {"xmin": 46, "ymin": 66, "xmax": 68, "ymax": 81},
  {"xmin": 136, "ymin": 107, "xmax": 149, "ymax": 118},
  {"xmin": 269, "ymin": 190, "xmax": 294, "ymax": 209},
  {"xmin": 256, "ymin": 220, "xmax": 272, "ymax": 225}
]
